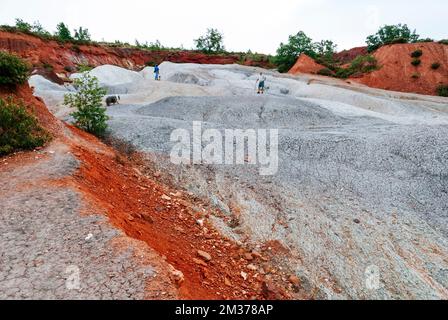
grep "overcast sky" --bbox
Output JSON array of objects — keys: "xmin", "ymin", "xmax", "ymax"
[{"xmin": 1, "ymin": 0, "xmax": 446, "ymax": 54}]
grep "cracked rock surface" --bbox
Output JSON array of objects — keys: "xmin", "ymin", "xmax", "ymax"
[{"xmin": 0, "ymin": 141, "xmax": 177, "ymax": 300}]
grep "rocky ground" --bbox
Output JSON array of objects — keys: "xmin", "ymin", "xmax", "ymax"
[{"xmin": 14, "ymin": 62, "xmax": 448, "ymax": 299}]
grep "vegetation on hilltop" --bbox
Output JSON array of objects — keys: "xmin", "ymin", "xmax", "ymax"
[
  {"xmin": 0, "ymin": 20, "xmax": 274, "ymax": 69},
  {"xmin": 0, "ymin": 19, "xmax": 443, "ymax": 78},
  {"xmin": 194, "ymin": 28, "xmax": 225, "ymax": 54},
  {"xmin": 366, "ymin": 24, "xmax": 420, "ymax": 52}
]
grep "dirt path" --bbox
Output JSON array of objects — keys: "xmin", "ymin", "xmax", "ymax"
[{"xmin": 0, "ymin": 138, "xmax": 181, "ymax": 299}]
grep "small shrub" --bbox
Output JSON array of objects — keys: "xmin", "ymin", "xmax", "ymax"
[
  {"xmin": 437, "ymin": 85, "xmax": 448, "ymax": 97},
  {"xmin": 71, "ymin": 45, "xmax": 81, "ymax": 53},
  {"xmin": 411, "ymin": 49, "xmax": 423, "ymax": 58},
  {"xmin": 77, "ymin": 63, "xmax": 93, "ymax": 73},
  {"xmin": 411, "ymin": 59, "xmax": 421, "ymax": 66},
  {"xmin": 317, "ymin": 68, "xmax": 334, "ymax": 76},
  {"xmin": 411, "ymin": 73, "xmax": 420, "ymax": 79},
  {"xmin": 439, "ymin": 39, "xmax": 448, "ymax": 45},
  {"xmin": 335, "ymin": 68, "xmax": 353, "ymax": 79},
  {"xmin": 315, "ymin": 58, "xmax": 338, "ymax": 72},
  {"xmin": 64, "ymin": 66, "xmax": 75, "ymax": 73},
  {"xmin": 30, "ymin": 21, "xmax": 51, "ymax": 39},
  {"xmin": 335, "ymin": 55, "xmax": 378, "ymax": 78},
  {"xmin": 431, "ymin": 62, "xmax": 441, "ymax": 70},
  {"xmin": 415, "ymin": 38, "xmax": 434, "ymax": 43},
  {"xmin": 14, "ymin": 18, "xmax": 32, "ymax": 33},
  {"xmin": 366, "ymin": 24, "xmax": 420, "ymax": 52},
  {"xmin": 350, "ymin": 55, "xmax": 378, "ymax": 73},
  {"xmin": 0, "ymin": 51, "xmax": 29, "ymax": 86},
  {"xmin": 274, "ymin": 31, "xmax": 316, "ymax": 73},
  {"xmin": 74, "ymin": 27, "xmax": 91, "ymax": 42},
  {"xmin": 102, "ymin": 135, "xmax": 137, "ymax": 158},
  {"xmin": 0, "ymin": 97, "xmax": 50, "ymax": 155},
  {"xmin": 64, "ymin": 73, "xmax": 108, "ymax": 136},
  {"xmin": 194, "ymin": 28, "xmax": 225, "ymax": 54}
]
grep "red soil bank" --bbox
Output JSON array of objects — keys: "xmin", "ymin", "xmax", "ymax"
[{"xmin": 0, "ymin": 30, "xmax": 271, "ymax": 75}]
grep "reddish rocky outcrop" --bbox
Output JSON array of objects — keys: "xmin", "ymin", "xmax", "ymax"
[{"xmin": 334, "ymin": 46, "xmax": 368, "ymax": 64}]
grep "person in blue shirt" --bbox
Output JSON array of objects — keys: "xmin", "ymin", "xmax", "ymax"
[{"xmin": 154, "ymin": 64, "xmax": 160, "ymax": 81}]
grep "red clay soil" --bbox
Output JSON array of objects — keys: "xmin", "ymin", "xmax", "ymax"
[
  {"xmin": 0, "ymin": 84, "xmax": 64, "ymax": 135},
  {"xmin": 289, "ymin": 43, "xmax": 448, "ymax": 96},
  {"xmin": 288, "ymin": 54, "xmax": 326, "ymax": 75},
  {"xmin": 0, "ymin": 30, "xmax": 272, "ymax": 76},
  {"xmin": 2, "ymin": 82, "xmax": 294, "ymax": 300},
  {"xmin": 67, "ymin": 126, "xmax": 293, "ymax": 300},
  {"xmin": 354, "ymin": 42, "xmax": 448, "ymax": 95}
]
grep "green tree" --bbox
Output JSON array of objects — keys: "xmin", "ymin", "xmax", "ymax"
[
  {"xmin": 0, "ymin": 51, "xmax": 29, "ymax": 86},
  {"xmin": 15, "ymin": 18, "xmax": 32, "ymax": 32},
  {"xmin": 314, "ymin": 39, "xmax": 337, "ymax": 65},
  {"xmin": 0, "ymin": 97, "xmax": 50, "ymax": 155},
  {"xmin": 136, "ymin": 39, "xmax": 164, "ymax": 51},
  {"xmin": 194, "ymin": 28, "xmax": 225, "ymax": 53},
  {"xmin": 64, "ymin": 74, "xmax": 108, "ymax": 136},
  {"xmin": 314, "ymin": 40, "xmax": 337, "ymax": 58},
  {"xmin": 74, "ymin": 27, "xmax": 91, "ymax": 42},
  {"xmin": 274, "ymin": 31, "xmax": 316, "ymax": 73},
  {"xmin": 55, "ymin": 22, "xmax": 72, "ymax": 41},
  {"xmin": 366, "ymin": 24, "xmax": 419, "ymax": 52}
]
